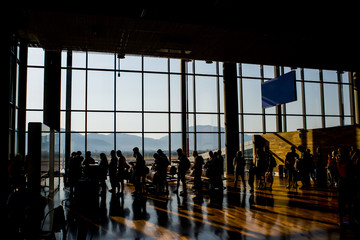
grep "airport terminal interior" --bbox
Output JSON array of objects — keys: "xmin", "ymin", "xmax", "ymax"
[{"xmin": 3, "ymin": 4, "xmax": 360, "ymax": 240}]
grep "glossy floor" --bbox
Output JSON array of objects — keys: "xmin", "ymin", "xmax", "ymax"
[{"xmin": 50, "ymin": 176, "xmax": 359, "ymax": 240}]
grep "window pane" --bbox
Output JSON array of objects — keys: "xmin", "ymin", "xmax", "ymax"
[
  {"xmin": 306, "ymin": 116, "xmax": 322, "ymax": 129},
  {"xmin": 116, "ymin": 72, "xmax": 142, "ymax": 111},
  {"xmin": 71, "ymin": 132, "xmax": 85, "ymax": 154},
  {"xmin": 286, "ymin": 116, "xmax": 303, "ymax": 132},
  {"xmin": 171, "ymin": 114, "xmax": 181, "ymax": 132},
  {"xmin": 26, "ymin": 111, "xmax": 43, "ymax": 131},
  {"xmin": 28, "ymin": 47, "xmax": 44, "ymax": 66},
  {"xmin": 61, "ymin": 69, "xmax": 66, "ymax": 110},
  {"xmin": 244, "ymin": 115, "xmax": 262, "ymax": 132},
  {"xmin": 196, "ymin": 114, "xmax": 218, "ymax": 131},
  {"xmin": 144, "ymin": 73, "xmax": 168, "ymax": 111},
  {"xmin": 144, "ymin": 133, "xmax": 169, "ymax": 157},
  {"xmin": 87, "ymin": 70, "xmax": 114, "ymax": 110},
  {"xmin": 324, "ymin": 84, "xmax": 339, "ymax": 115},
  {"xmin": 263, "ymin": 65, "xmax": 274, "ymax": 79},
  {"xmin": 196, "ymin": 133, "xmax": 219, "ymax": 153},
  {"xmin": 118, "ymin": 55, "xmax": 142, "ymax": 71},
  {"xmin": 144, "ymin": 56, "xmax": 168, "ymax": 72},
  {"xmin": 242, "ymin": 64, "xmax": 260, "ymax": 78},
  {"xmin": 116, "ymin": 113, "xmax": 142, "ymax": 132},
  {"xmin": 305, "ymin": 82, "xmax": 321, "ymax": 115},
  {"xmin": 286, "ymin": 82, "xmax": 302, "ymax": 114},
  {"xmin": 304, "ymin": 68, "xmax": 319, "ymax": 81},
  {"xmin": 343, "ymin": 84, "xmax": 351, "ymax": 116},
  {"xmin": 72, "ymin": 51, "xmax": 86, "ymax": 68},
  {"xmin": 325, "ymin": 117, "xmax": 340, "ymax": 128},
  {"xmin": 195, "ymin": 76, "xmax": 217, "ymax": 112},
  {"xmin": 195, "ymin": 60, "xmax": 216, "ymax": 75},
  {"xmin": 71, "ymin": 70, "xmax": 86, "ymax": 110},
  {"xmin": 27, "ymin": 68, "xmax": 44, "ymax": 109},
  {"xmin": 170, "ymin": 59, "xmax": 181, "ymax": 73},
  {"xmin": 144, "ymin": 113, "xmax": 168, "ymax": 132},
  {"xmin": 170, "ymin": 133, "xmax": 182, "ymax": 158},
  {"xmin": 265, "ymin": 115, "xmax": 276, "ymax": 132},
  {"xmin": 323, "ymin": 70, "xmax": 338, "ymax": 83},
  {"xmin": 87, "ymin": 133, "xmax": 114, "ymax": 157},
  {"xmin": 116, "ymin": 133, "xmax": 141, "ymax": 162},
  {"xmin": 170, "ymin": 74, "xmax": 181, "ymax": 112},
  {"xmin": 71, "ymin": 112, "xmax": 85, "ymax": 132},
  {"xmin": 187, "ymin": 75, "xmax": 194, "ymax": 112},
  {"xmin": 242, "ymin": 79, "xmax": 262, "ymax": 113},
  {"xmin": 88, "ymin": 52, "xmax": 114, "ymax": 69},
  {"xmin": 87, "ymin": 112, "xmax": 114, "ymax": 132}
]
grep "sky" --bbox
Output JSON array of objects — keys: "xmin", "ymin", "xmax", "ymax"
[{"xmin": 25, "ymin": 47, "xmax": 353, "ymax": 140}]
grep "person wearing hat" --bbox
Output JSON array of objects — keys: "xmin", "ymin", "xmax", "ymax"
[{"xmin": 175, "ymin": 148, "xmax": 190, "ymax": 196}]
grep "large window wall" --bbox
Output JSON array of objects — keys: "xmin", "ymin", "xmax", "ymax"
[{"xmin": 25, "ymin": 48, "xmax": 355, "ymax": 163}]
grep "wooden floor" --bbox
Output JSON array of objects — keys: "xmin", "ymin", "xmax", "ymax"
[{"xmin": 50, "ymin": 176, "xmax": 359, "ymax": 240}]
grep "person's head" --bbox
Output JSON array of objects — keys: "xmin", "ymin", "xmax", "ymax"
[
  {"xmin": 100, "ymin": 153, "xmax": 107, "ymax": 160},
  {"xmin": 133, "ymin": 147, "xmax": 139, "ymax": 157},
  {"xmin": 71, "ymin": 152, "xmax": 76, "ymax": 157},
  {"xmin": 153, "ymin": 153, "xmax": 160, "ymax": 160},
  {"xmin": 86, "ymin": 151, "xmax": 91, "ymax": 158},
  {"xmin": 177, "ymin": 148, "xmax": 183, "ymax": 156},
  {"xmin": 298, "ymin": 145, "xmax": 304, "ymax": 153},
  {"xmin": 236, "ymin": 151, "xmax": 242, "ymax": 158},
  {"xmin": 116, "ymin": 150, "xmax": 122, "ymax": 157},
  {"xmin": 193, "ymin": 151, "xmax": 198, "ymax": 157},
  {"xmin": 77, "ymin": 151, "xmax": 82, "ymax": 156},
  {"xmin": 209, "ymin": 151, "xmax": 214, "ymax": 159},
  {"xmin": 291, "ymin": 146, "xmax": 296, "ymax": 152},
  {"xmin": 110, "ymin": 150, "xmax": 116, "ymax": 158}
]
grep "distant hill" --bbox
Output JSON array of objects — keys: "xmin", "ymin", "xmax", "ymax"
[{"xmin": 68, "ymin": 125, "xmax": 252, "ymax": 154}]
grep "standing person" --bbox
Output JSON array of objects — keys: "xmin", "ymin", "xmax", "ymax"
[
  {"xmin": 248, "ymin": 160, "xmax": 255, "ymax": 193},
  {"xmin": 157, "ymin": 149, "xmax": 170, "ymax": 194},
  {"xmin": 285, "ymin": 146, "xmax": 299, "ymax": 189},
  {"xmin": 117, "ymin": 150, "xmax": 129, "ymax": 195},
  {"xmin": 133, "ymin": 147, "xmax": 146, "ymax": 197},
  {"xmin": 217, "ymin": 150, "xmax": 225, "ymax": 190},
  {"xmin": 192, "ymin": 151, "xmax": 204, "ymax": 197},
  {"xmin": 298, "ymin": 146, "xmax": 311, "ymax": 190},
  {"xmin": 68, "ymin": 152, "xmax": 82, "ymax": 198},
  {"xmin": 99, "ymin": 153, "xmax": 109, "ymax": 196},
  {"xmin": 233, "ymin": 151, "xmax": 246, "ymax": 190},
  {"xmin": 82, "ymin": 151, "xmax": 95, "ymax": 179},
  {"xmin": 265, "ymin": 147, "xmax": 276, "ymax": 189},
  {"xmin": 109, "ymin": 150, "xmax": 119, "ymax": 194},
  {"xmin": 254, "ymin": 148, "xmax": 266, "ymax": 189},
  {"xmin": 175, "ymin": 148, "xmax": 190, "ymax": 196},
  {"xmin": 336, "ymin": 147, "xmax": 352, "ymax": 225}
]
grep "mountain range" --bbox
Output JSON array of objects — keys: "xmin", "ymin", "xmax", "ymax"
[{"xmin": 70, "ymin": 125, "xmax": 252, "ymax": 153}]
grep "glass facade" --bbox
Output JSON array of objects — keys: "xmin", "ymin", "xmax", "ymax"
[{"xmin": 25, "ymin": 48, "xmax": 355, "ymax": 166}]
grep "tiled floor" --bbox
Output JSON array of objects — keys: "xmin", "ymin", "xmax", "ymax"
[{"xmin": 48, "ymin": 176, "xmax": 358, "ymax": 239}]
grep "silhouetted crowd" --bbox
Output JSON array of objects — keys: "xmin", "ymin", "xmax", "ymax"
[{"xmin": 283, "ymin": 145, "xmax": 360, "ymax": 226}]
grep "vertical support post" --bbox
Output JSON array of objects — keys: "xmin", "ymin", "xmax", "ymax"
[
  {"xmin": 274, "ymin": 66, "xmax": 282, "ymax": 132},
  {"xmin": 338, "ymin": 71, "xmax": 344, "ymax": 126},
  {"xmin": 180, "ymin": 59, "xmax": 188, "ymax": 155},
  {"xmin": 353, "ymin": 72, "xmax": 360, "ymax": 125},
  {"xmin": 300, "ymin": 68, "xmax": 307, "ymax": 129},
  {"xmin": 238, "ymin": 64, "xmax": 245, "ymax": 154},
  {"xmin": 64, "ymin": 50, "xmax": 72, "ymax": 186},
  {"xmin": 44, "ymin": 50, "xmax": 61, "ymax": 131},
  {"xmin": 223, "ymin": 62, "xmax": 239, "ymax": 174},
  {"xmin": 319, "ymin": 69, "xmax": 326, "ymax": 128},
  {"xmin": 17, "ymin": 41, "xmax": 28, "ymax": 157}
]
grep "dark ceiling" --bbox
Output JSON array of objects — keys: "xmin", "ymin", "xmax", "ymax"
[{"xmin": 12, "ymin": 3, "xmax": 360, "ymax": 71}]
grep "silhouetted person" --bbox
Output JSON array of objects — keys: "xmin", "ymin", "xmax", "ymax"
[
  {"xmin": 175, "ymin": 148, "xmax": 190, "ymax": 196},
  {"xmin": 213, "ymin": 151, "xmax": 224, "ymax": 190},
  {"xmin": 192, "ymin": 151, "xmax": 204, "ymax": 198},
  {"xmin": 117, "ymin": 150, "xmax": 129, "ymax": 195},
  {"xmin": 82, "ymin": 151, "xmax": 95, "ymax": 178},
  {"xmin": 298, "ymin": 145, "xmax": 311, "ymax": 189},
  {"xmin": 8, "ymin": 153, "xmax": 24, "ymax": 191},
  {"xmin": 255, "ymin": 148, "xmax": 266, "ymax": 189},
  {"xmin": 233, "ymin": 151, "xmax": 246, "ymax": 190},
  {"xmin": 68, "ymin": 151, "xmax": 82, "ymax": 198},
  {"xmin": 205, "ymin": 151, "xmax": 215, "ymax": 190},
  {"xmin": 265, "ymin": 146, "xmax": 276, "ymax": 189},
  {"xmin": 157, "ymin": 149, "xmax": 170, "ymax": 194},
  {"xmin": 315, "ymin": 147, "xmax": 327, "ymax": 187},
  {"xmin": 99, "ymin": 153, "xmax": 108, "ymax": 196},
  {"xmin": 109, "ymin": 150, "xmax": 120, "ymax": 193},
  {"xmin": 285, "ymin": 146, "xmax": 299, "ymax": 189},
  {"xmin": 133, "ymin": 147, "xmax": 146, "ymax": 197}
]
